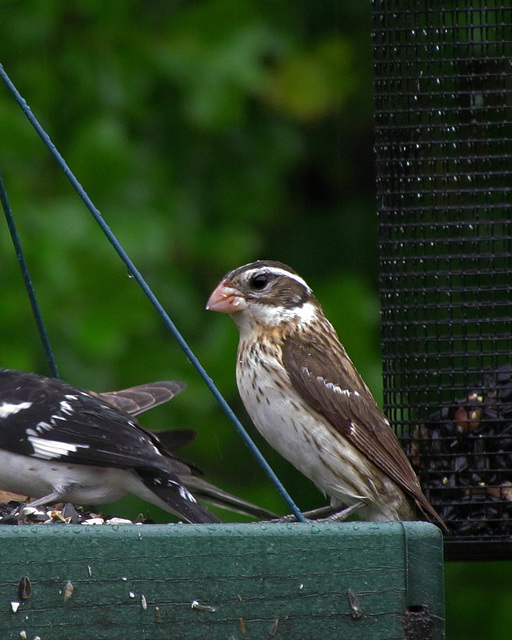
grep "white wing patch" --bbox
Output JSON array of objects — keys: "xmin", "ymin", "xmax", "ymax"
[
  {"xmin": 315, "ymin": 377, "xmax": 360, "ymax": 400},
  {"xmin": 0, "ymin": 401, "xmax": 32, "ymax": 418},
  {"xmin": 28, "ymin": 436, "xmax": 89, "ymax": 460},
  {"xmin": 59, "ymin": 400, "xmax": 74, "ymax": 415},
  {"xmin": 323, "ymin": 381, "xmax": 351, "ymax": 396},
  {"xmin": 35, "ymin": 421, "xmax": 53, "ymax": 432}
]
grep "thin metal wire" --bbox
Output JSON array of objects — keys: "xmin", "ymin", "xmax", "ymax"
[
  {"xmin": 0, "ymin": 63, "xmax": 306, "ymax": 522},
  {"xmin": 0, "ymin": 172, "xmax": 59, "ymax": 378}
]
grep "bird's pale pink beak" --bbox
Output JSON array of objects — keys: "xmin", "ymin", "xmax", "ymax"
[{"xmin": 206, "ymin": 280, "xmax": 248, "ymax": 313}]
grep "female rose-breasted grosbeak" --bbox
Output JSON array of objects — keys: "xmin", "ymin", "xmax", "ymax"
[
  {"xmin": 207, "ymin": 260, "xmax": 445, "ymax": 528},
  {"xmin": 0, "ymin": 369, "xmax": 275, "ymax": 523}
]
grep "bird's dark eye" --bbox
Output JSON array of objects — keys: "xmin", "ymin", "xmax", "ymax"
[{"xmin": 250, "ymin": 273, "xmax": 269, "ymax": 290}]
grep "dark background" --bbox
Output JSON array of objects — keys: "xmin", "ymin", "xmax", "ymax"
[{"xmin": 1, "ymin": 2, "xmax": 511, "ymax": 637}]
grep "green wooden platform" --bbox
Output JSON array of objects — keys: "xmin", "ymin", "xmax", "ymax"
[{"xmin": 0, "ymin": 521, "xmax": 444, "ymax": 639}]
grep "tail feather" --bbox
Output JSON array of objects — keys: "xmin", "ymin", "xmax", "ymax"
[
  {"xmin": 136, "ymin": 469, "xmax": 221, "ymax": 524},
  {"xmin": 155, "ymin": 428, "xmax": 197, "ymax": 452},
  {"xmin": 182, "ymin": 476, "xmax": 277, "ymax": 520}
]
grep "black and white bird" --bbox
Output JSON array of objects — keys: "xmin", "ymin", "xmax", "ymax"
[
  {"xmin": 207, "ymin": 260, "xmax": 446, "ymax": 529},
  {"xmin": 0, "ymin": 369, "xmax": 274, "ymax": 523}
]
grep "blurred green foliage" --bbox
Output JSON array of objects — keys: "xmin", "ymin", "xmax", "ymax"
[
  {"xmin": 1, "ymin": 2, "xmax": 510, "ymax": 638},
  {"xmin": 1, "ymin": 0, "xmax": 376, "ymax": 514}
]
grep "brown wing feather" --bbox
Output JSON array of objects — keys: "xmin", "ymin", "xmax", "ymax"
[
  {"xmin": 281, "ymin": 331, "xmax": 445, "ymax": 527},
  {"xmin": 97, "ymin": 381, "xmax": 186, "ymax": 416}
]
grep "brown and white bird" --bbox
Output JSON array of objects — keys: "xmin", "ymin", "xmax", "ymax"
[{"xmin": 207, "ymin": 260, "xmax": 445, "ymax": 529}]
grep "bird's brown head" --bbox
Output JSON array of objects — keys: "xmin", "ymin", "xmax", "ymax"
[{"xmin": 206, "ymin": 260, "xmax": 321, "ymax": 332}]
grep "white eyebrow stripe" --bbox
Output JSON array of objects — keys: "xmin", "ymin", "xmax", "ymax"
[{"xmin": 245, "ymin": 267, "xmax": 311, "ymax": 292}]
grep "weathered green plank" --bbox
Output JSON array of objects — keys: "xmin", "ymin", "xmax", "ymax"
[{"xmin": 0, "ymin": 521, "xmax": 444, "ymax": 639}]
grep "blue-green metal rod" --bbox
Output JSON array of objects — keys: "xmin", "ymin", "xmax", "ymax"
[
  {"xmin": 0, "ymin": 172, "xmax": 59, "ymax": 379},
  {"xmin": 0, "ymin": 63, "xmax": 306, "ymax": 522}
]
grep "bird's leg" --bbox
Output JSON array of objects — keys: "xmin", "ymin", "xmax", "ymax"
[
  {"xmin": 301, "ymin": 505, "xmax": 340, "ymax": 519},
  {"xmin": 269, "ymin": 500, "xmax": 365, "ymax": 523},
  {"xmin": 25, "ymin": 491, "xmax": 67, "ymax": 509},
  {"xmin": 313, "ymin": 501, "xmax": 365, "ymax": 522},
  {"xmin": 264, "ymin": 510, "xmax": 322, "ymax": 523}
]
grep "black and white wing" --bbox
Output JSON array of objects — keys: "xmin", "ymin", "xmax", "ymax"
[{"xmin": 0, "ymin": 369, "xmax": 219, "ymax": 524}]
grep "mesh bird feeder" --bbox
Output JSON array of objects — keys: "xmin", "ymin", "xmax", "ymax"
[{"xmin": 372, "ymin": 1, "xmax": 512, "ymax": 560}]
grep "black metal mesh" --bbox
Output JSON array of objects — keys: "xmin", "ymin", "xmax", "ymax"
[{"xmin": 372, "ymin": 1, "xmax": 512, "ymax": 560}]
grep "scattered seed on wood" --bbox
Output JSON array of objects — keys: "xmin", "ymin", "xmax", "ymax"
[
  {"xmin": 18, "ymin": 576, "xmax": 31, "ymax": 600},
  {"xmin": 63, "ymin": 580, "xmax": 74, "ymax": 601},
  {"xmin": 191, "ymin": 600, "xmax": 216, "ymax": 612},
  {"xmin": 269, "ymin": 616, "xmax": 281, "ymax": 637},
  {"xmin": 347, "ymin": 589, "xmax": 362, "ymax": 619}
]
